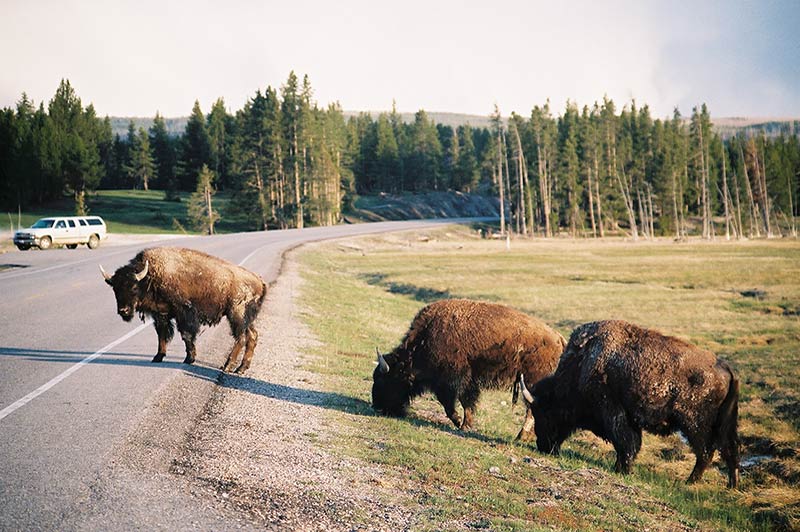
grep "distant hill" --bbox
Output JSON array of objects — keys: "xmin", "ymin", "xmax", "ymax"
[
  {"xmin": 108, "ymin": 116, "xmax": 188, "ymax": 138},
  {"xmin": 108, "ymin": 113, "xmax": 799, "ymax": 139}
]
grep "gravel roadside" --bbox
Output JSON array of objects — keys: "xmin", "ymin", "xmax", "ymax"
[{"xmin": 171, "ymin": 251, "xmax": 422, "ymax": 531}]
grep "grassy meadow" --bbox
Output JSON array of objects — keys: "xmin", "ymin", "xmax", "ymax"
[
  {"xmin": 3, "ymin": 189, "xmax": 250, "ymax": 236},
  {"xmin": 297, "ymin": 226, "xmax": 799, "ymax": 531}
]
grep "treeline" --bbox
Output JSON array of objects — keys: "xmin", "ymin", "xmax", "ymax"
[
  {"xmin": 489, "ymin": 100, "xmax": 799, "ymax": 239},
  {"xmin": 1, "ymin": 76, "xmax": 798, "ymax": 237}
]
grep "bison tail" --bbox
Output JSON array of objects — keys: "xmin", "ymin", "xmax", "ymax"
[
  {"xmin": 713, "ymin": 359, "xmax": 740, "ymax": 487},
  {"xmin": 714, "ymin": 360, "xmax": 739, "ymax": 445}
]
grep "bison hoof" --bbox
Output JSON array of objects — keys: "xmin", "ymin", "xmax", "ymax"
[
  {"xmin": 152, "ymin": 353, "xmax": 166, "ymax": 363},
  {"xmin": 183, "ymin": 356, "xmax": 195, "ymax": 365},
  {"xmin": 234, "ymin": 365, "xmax": 249, "ymax": 374},
  {"xmin": 515, "ymin": 430, "xmax": 534, "ymax": 442}
]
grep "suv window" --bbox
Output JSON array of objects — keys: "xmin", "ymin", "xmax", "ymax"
[
  {"xmin": 68, "ymin": 220, "xmax": 76, "ymax": 227},
  {"xmin": 79, "ymin": 219, "xmax": 87, "ymax": 226},
  {"xmin": 55, "ymin": 220, "xmax": 66, "ymax": 228},
  {"xmin": 32, "ymin": 219, "xmax": 54, "ymax": 228},
  {"xmin": 87, "ymin": 219, "xmax": 103, "ymax": 226}
]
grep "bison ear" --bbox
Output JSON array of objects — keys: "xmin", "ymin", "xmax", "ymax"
[
  {"xmin": 99, "ymin": 264, "xmax": 113, "ymax": 285},
  {"xmin": 134, "ymin": 260, "xmax": 149, "ymax": 282},
  {"xmin": 376, "ymin": 348, "xmax": 390, "ymax": 374}
]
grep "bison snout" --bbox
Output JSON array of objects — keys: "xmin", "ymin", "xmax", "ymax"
[{"xmin": 118, "ymin": 307, "xmax": 134, "ymax": 321}]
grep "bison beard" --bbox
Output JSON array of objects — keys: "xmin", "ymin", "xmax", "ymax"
[
  {"xmin": 101, "ymin": 247, "xmax": 266, "ymax": 374},
  {"xmin": 372, "ymin": 299, "xmax": 565, "ymax": 439},
  {"xmin": 525, "ymin": 320, "xmax": 740, "ymax": 488}
]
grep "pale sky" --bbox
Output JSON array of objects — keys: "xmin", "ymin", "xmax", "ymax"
[{"xmin": 2, "ymin": 0, "xmax": 798, "ymax": 119}]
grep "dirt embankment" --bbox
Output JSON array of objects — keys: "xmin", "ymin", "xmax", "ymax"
[{"xmin": 173, "ymin": 253, "xmax": 421, "ymax": 531}]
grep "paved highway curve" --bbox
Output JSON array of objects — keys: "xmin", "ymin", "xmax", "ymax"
[{"xmin": 0, "ymin": 219, "xmax": 487, "ymax": 530}]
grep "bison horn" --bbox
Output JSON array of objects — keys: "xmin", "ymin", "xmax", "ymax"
[
  {"xmin": 99, "ymin": 264, "xmax": 112, "ymax": 282},
  {"xmin": 519, "ymin": 373, "xmax": 535, "ymax": 405},
  {"xmin": 376, "ymin": 348, "xmax": 390, "ymax": 374},
  {"xmin": 134, "ymin": 260, "xmax": 149, "ymax": 282}
]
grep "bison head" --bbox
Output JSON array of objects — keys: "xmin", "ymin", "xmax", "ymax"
[
  {"xmin": 372, "ymin": 349, "xmax": 413, "ymax": 417},
  {"xmin": 100, "ymin": 260, "xmax": 149, "ymax": 322},
  {"xmin": 527, "ymin": 377, "xmax": 574, "ymax": 455}
]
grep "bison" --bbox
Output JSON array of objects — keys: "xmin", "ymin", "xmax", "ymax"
[
  {"xmin": 372, "ymin": 299, "xmax": 566, "ymax": 438},
  {"xmin": 101, "ymin": 247, "xmax": 266, "ymax": 374},
  {"xmin": 520, "ymin": 320, "xmax": 740, "ymax": 488}
]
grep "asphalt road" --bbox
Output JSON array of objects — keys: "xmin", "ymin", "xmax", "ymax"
[{"xmin": 0, "ymin": 219, "xmax": 485, "ymax": 531}]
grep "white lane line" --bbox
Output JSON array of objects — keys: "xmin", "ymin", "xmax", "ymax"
[{"xmin": 0, "ymin": 320, "xmax": 152, "ymax": 422}]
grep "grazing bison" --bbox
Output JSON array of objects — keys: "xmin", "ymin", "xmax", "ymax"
[
  {"xmin": 101, "ymin": 247, "xmax": 266, "ymax": 374},
  {"xmin": 521, "ymin": 320, "xmax": 740, "ymax": 488},
  {"xmin": 372, "ymin": 299, "xmax": 565, "ymax": 438}
]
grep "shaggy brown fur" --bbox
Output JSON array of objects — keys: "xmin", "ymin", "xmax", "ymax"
[
  {"xmin": 372, "ymin": 299, "xmax": 565, "ymax": 438},
  {"xmin": 102, "ymin": 247, "xmax": 266, "ymax": 373},
  {"xmin": 526, "ymin": 320, "xmax": 740, "ymax": 488}
]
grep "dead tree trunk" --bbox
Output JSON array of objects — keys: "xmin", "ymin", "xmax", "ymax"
[{"xmin": 616, "ymin": 163, "xmax": 639, "ymax": 240}]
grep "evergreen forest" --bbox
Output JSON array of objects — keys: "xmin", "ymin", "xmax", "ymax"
[{"xmin": 1, "ymin": 74, "xmax": 798, "ymax": 238}]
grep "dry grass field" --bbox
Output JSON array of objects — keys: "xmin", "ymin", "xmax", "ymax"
[{"xmin": 297, "ymin": 225, "xmax": 799, "ymax": 531}]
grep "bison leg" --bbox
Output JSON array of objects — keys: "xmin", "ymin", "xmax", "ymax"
[
  {"xmin": 234, "ymin": 326, "xmax": 259, "ymax": 374},
  {"xmin": 516, "ymin": 408, "xmax": 535, "ymax": 441},
  {"xmin": 720, "ymin": 440, "xmax": 740, "ymax": 489},
  {"xmin": 459, "ymin": 385, "xmax": 480, "ymax": 431},
  {"xmin": 221, "ymin": 336, "xmax": 245, "ymax": 373},
  {"xmin": 601, "ymin": 403, "xmax": 642, "ymax": 474},
  {"xmin": 434, "ymin": 388, "xmax": 462, "ymax": 429},
  {"xmin": 176, "ymin": 311, "xmax": 199, "ymax": 365},
  {"xmin": 152, "ymin": 315, "xmax": 173, "ymax": 363},
  {"xmin": 686, "ymin": 432, "xmax": 715, "ymax": 485}
]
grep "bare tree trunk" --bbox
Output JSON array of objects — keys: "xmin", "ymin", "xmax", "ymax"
[
  {"xmin": 205, "ymin": 182, "xmax": 215, "ymax": 235},
  {"xmin": 512, "ymin": 125, "xmax": 528, "ymax": 235},
  {"xmin": 502, "ymin": 131, "xmax": 513, "ymax": 233},
  {"xmin": 537, "ymin": 142, "xmax": 551, "ymax": 237},
  {"xmin": 740, "ymin": 144, "xmax": 759, "ymax": 237},
  {"xmin": 732, "ymin": 170, "xmax": 743, "ymax": 239},
  {"xmin": 496, "ymin": 131, "xmax": 506, "ymax": 234},
  {"xmin": 721, "ymin": 146, "xmax": 731, "ymax": 240},
  {"xmin": 594, "ymin": 155, "xmax": 604, "ymax": 237},
  {"xmin": 788, "ymin": 167, "xmax": 797, "ymax": 237},
  {"xmin": 616, "ymin": 162, "xmax": 639, "ymax": 240},
  {"xmin": 293, "ymin": 124, "xmax": 303, "ymax": 229},
  {"xmin": 636, "ymin": 188, "xmax": 648, "ymax": 239},
  {"xmin": 671, "ymin": 170, "xmax": 681, "ymax": 239},
  {"xmin": 587, "ymin": 165, "xmax": 597, "ymax": 237},
  {"xmin": 646, "ymin": 184, "xmax": 655, "ymax": 238},
  {"xmin": 757, "ymin": 140, "xmax": 772, "ymax": 237}
]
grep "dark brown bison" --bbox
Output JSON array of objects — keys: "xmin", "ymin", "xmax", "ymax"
[
  {"xmin": 372, "ymin": 299, "xmax": 565, "ymax": 438},
  {"xmin": 521, "ymin": 320, "xmax": 739, "ymax": 488},
  {"xmin": 101, "ymin": 247, "xmax": 266, "ymax": 374}
]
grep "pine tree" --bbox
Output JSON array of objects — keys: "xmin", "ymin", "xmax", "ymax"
[
  {"xmin": 129, "ymin": 127, "xmax": 155, "ymax": 190},
  {"xmin": 454, "ymin": 125, "xmax": 478, "ymax": 192},
  {"xmin": 179, "ymin": 100, "xmax": 210, "ymax": 191},
  {"xmin": 187, "ymin": 164, "xmax": 219, "ymax": 234},
  {"xmin": 149, "ymin": 112, "xmax": 178, "ymax": 198}
]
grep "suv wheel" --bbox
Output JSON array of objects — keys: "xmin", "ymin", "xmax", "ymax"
[
  {"xmin": 39, "ymin": 236, "xmax": 52, "ymax": 250},
  {"xmin": 16, "ymin": 244, "xmax": 30, "ymax": 251},
  {"xmin": 87, "ymin": 234, "xmax": 100, "ymax": 249}
]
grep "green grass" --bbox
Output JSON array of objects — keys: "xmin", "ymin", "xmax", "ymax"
[
  {"xmin": 3, "ymin": 189, "xmax": 248, "ymax": 235},
  {"xmin": 298, "ymin": 227, "xmax": 800, "ymax": 531}
]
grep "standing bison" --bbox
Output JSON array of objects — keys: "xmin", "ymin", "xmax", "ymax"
[
  {"xmin": 372, "ymin": 299, "xmax": 565, "ymax": 438},
  {"xmin": 521, "ymin": 320, "xmax": 740, "ymax": 488},
  {"xmin": 101, "ymin": 247, "xmax": 266, "ymax": 374}
]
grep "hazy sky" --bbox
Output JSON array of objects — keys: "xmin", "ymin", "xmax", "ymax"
[{"xmin": 2, "ymin": 0, "xmax": 798, "ymax": 119}]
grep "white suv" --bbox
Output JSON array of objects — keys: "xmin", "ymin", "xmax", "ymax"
[{"xmin": 13, "ymin": 216, "xmax": 108, "ymax": 250}]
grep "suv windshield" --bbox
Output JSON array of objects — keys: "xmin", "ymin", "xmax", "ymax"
[{"xmin": 32, "ymin": 219, "xmax": 55, "ymax": 228}]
